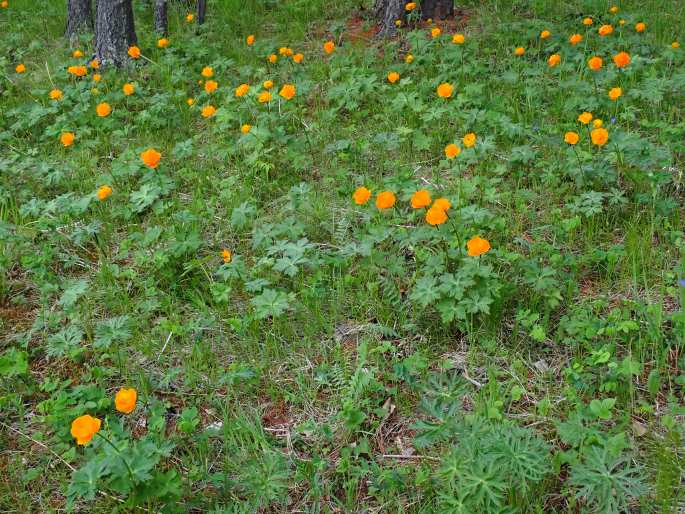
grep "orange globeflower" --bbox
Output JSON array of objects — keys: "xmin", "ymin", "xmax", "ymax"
[
  {"xmin": 353, "ymin": 186, "xmax": 372, "ymax": 205},
  {"xmin": 452, "ymin": 34, "xmax": 465, "ymax": 44},
  {"xmin": 201, "ymin": 66, "xmax": 213, "ymax": 78},
  {"xmin": 613, "ymin": 51, "xmax": 630, "ymax": 68},
  {"xmin": 609, "ymin": 5, "xmax": 619, "ymax": 13},
  {"xmin": 90, "ymin": 58, "xmax": 100, "ymax": 69},
  {"xmin": 267, "ymin": 53, "xmax": 278, "ymax": 63},
  {"xmin": 514, "ymin": 46, "xmax": 525, "ymax": 56},
  {"xmin": 279, "ymin": 84, "xmax": 296, "ymax": 100},
  {"xmin": 263, "ymin": 80, "xmax": 273, "ymax": 89},
  {"xmin": 73, "ymin": 49, "xmax": 84, "ymax": 58},
  {"xmin": 115, "ymin": 388, "xmax": 137, "ymax": 414},
  {"xmin": 221, "ymin": 249, "xmax": 232, "ymax": 263},
  {"xmin": 444, "ymin": 143, "xmax": 461, "ymax": 159},
  {"xmin": 60, "ymin": 132, "xmax": 75, "ymax": 147},
  {"xmin": 123, "ymin": 83, "xmax": 135, "ymax": 95},
  {"xmin": 68, "ymin": 65, "xmax": 87, "ymax": 77},
  {"xmin": 128, "ymin": 46, "xmax": 141, "ymax": 59},
  {"xmin": 411, "ymin": 189, "xmax": 431, "ymax": 209},
  {"xmin": 635, "ymin": 22, "xmax": 646, "ymax": 33},
  {"xmin": 140, "ymin": 148, "xmax": 162, "ymax": 169},
  {"xmin": 593, "ymin": 119, "xmax": 603, "ymax": 128},
  {"xmin": 186, "ymin": 13, "xmax": 194, "ymax": 22},
  {"xmin": 92, "ymin": 73, "xmax": 102, "ymax": 82},
  {"xmin": 96, "ymin": 102, "xmax": 111, "ymax": 117},
  {"xmin": 205, "ymin": 80, "xmax": 218, "ymax": 93},
  {"xmin": 376, "ymin": 191, "xmax": 396, "ymax": 210},
  {"xmin": 540, "ymin": 30, "xmax": 551, "ymax": 39},
  {"xmin": 258, "ymin": 91, "xmax": 272, "ymax": 103},
  {"xmin": 157, "ymin": 38, "xmax": 169, "ymax": 48},
  {"xmin": 466, "ymin": 236, "xmax": 491, "ymax": 257},
  {"xmin": 431, "ymin": 27, "xmax": 441, "ymax": 38},
  {"xmin": 278, "ymin": 47, "xmax": 288, "ymax": 56},
  {"xmin": 672, "ymin": 42, "xmax": 680, "ymax": 49},
  {"xmin": 426, "ymin": 206, "xmax": 447, "ymax": 226},
  {"xmin": 463, "ymin": 132, "xmax": 476, "ymax": 148},
  {"xmin": 292, "ymin": 53, "xmax": 304, "ymax": 63},
  {"xmin": 588, "ymin": 56, "xmax": 603, "ymax": 71},
  {"xmin": 246, "ymin": 34, "xmax": 255, "ymax": 45},
  {"xmin": 187, "ymin": 98, "xmax": 195, "ymax": 106},
  {"xmin": 405, "ymin": 2, "xmax": 416, "ymax": 10},
  {"xmin": 15, "ymin": 63, "xmax": 25, "ymax": 73},
  {"xmin": 49, "ymin": 89, "xmax": 63, "ymax": 100},
  {"xmin": 323, "ymin": 40, "xmax": 335, "ymax": 54},
  {"xmin": 569, "ymin": 33, "xmax": 583, "ymax": 45},
  {"xmin": 591, "ymin": 127, "xmax": 609, "ymax": 146},
  {"xmin": 564, "ymin": 131, "xmax": 579, "ymax": 145},
  {"xmin": 387, "ymin": 71, "xmax": 400, "ymax": 83},
  {"xmin": 0, "ymin": 1, "xmax": 7, "ymax": 7},
  {"xmin": 97, "ymin": 185, "xmax": 112, "ymax": 200},
  {"xmin": 582, "ymin": 17, "xmax": 593, "ymax": 26},
  {"xmin": 578, "ymin": 112, "xmax": 593, "ymax": 124},
  {"xmin": 235, "ymin": 83, "xmax": 250, "ymax": 97},
  {"xmin": 608, "ymin": 87, "xmax": 622, "ymax": 100},
  {"xmin": 70, "ymin": 415, "xmax": 101, "ymax": 445},
  {"xmin": 433, "ymin": 197, "xmax": 451, "ymax": 211},
  {"xmin": 548, "ymin": 54, "xmax": 561, "ymax": 67},
  {"xmin": 405, "ymin": 54, "xmax": 414, "ymax": 63},
  {"xmin": 201, "ymin": 105, "xmax": 216, "ymax": 117},
  {"xmin": 240, "ymin": 124, "xmax": 251, "ymax": 134},
  {"xmin": 598, "ymin": 24, "xmax": 613, "ymax": 36},
  {"xmin": 436, "ymin": 82, "xmax": 453, "ymax": 98}
]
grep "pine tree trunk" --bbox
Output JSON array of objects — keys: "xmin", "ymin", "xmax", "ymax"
[
  {"xmin": 374, "ymin": 0, "xmax": 403, "ymax": 37},
  {"xmin": 197, "ymin": 0, "xmax": 207, "ymax": 25},
  {"xmin": 65, "ymin": 0, "xmax": 93, "ymax": 38},
  {"xmin": 154, "ymin": 0, "xmax": 168, "ymax": 34},
  {"xmin": 421, "ymin": 0, "xmax": 453, "ymax": 20},
  {"xmin": 94, "ymin": 0, "xmax": 138, "ymax": 67}
]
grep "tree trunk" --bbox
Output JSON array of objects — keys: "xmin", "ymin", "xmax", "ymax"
[
  {"xmin": 421, "ymin": 0, "xmax": 453, "ymax": 20},
  {"xmin": 154, "ymin": 0, "xmax": 168, "ymax": 34},
  {"xmin": 94, "ymin": 0, "xmax": 138, "ymax": 67},
  {"xmin": 374, "ymin": 0, "xmax": 403, "ymax": 38},
  {"xmin": 197, "ymin": 0, "xmax": 207, "ymax": 25},
  {"xmin": 65, "ymin": 0, "xmax": 93, "ymax": 39}
]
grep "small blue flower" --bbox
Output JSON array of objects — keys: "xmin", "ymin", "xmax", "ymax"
[
  {"xmin": 678, "ymin": 279, "xmax": 685, "ymax": 287},
  {"xmin": 611, "ymin": 117, "xmax": 616, "ymax": 124}
]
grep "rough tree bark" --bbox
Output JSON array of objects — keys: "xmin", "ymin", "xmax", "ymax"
[
  {"xmin": 421, "ymin": 0, "xmax": 453, "ymax": 20},
  {"xmin": 65, "ymin": 0, "xmax": 93, "ymax": 39},
  {"xmin": 374, "ymin": 0, "xmax": 403, "ymax": 37},
  {"xmin": 94, "ymin": 0, "xmax": 138, "ymax": 67},
  {"xmin": 197, "ymin": 0, "xmax": 207, "ymax": 25},
  {"xmin": 154, "ymin": 0, "xmax": 168, "ymax": 34}
]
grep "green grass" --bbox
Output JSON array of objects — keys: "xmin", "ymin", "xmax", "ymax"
[{"xmin": 1, "ymin": 0, "xmax": 685, "ymax": 512}]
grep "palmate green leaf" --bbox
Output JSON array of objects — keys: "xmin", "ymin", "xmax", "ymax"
[
  {"xmin": 67, "ymin": 457, "xmax": 107, "ymax": 504},
  {"xmin": 409, "ymin": 275, "xmax": 440, "ymax": 308},
  {"xmin": 0, "ymin": 347, "xmax": 28, "ymax": 377},
  {"xmin": 250, "ymin": 289, "xmax": 292, "ymax": 319},
  {"xmin": 94, "ymin": 316, "xmax": 132, "ymax": 350},
  {"xmin": 46, "ymin": 325, "xmax": 84, "ymax": 359},
  {"xmin": 129, "ymin": 183, "xmax": 162, "ymax": 214},
  {"xmin": 436, "ymin": 299, "xmax": 466, "ymax": 323}
]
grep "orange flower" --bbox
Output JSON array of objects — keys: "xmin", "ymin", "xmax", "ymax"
[
  {"xmin": 222, "ymin": 249, "xmax": 232, "ymax": 263},
  {"xmin": 90, "ymin": 59, "xmax": 100, "ymax": 69},
  {"xmin": 122, "ymin": 83, "xmax": 134, "ymax": 96},
  {"xmin": 564, "ymin": 131, "xmax": 579, "ymax": 145},
  {"xmin": 235, "ymin": 83, "xmax": 250, "ymax": 97},
  {"xmin": 593, "ymin": 119, "xmax": 603, "ymax": 128},
  {"xmin": 635, "ymin": 22, "xmax": 646, "ymax": 33},
  {"xmin": 411, "ymin": 189, "xmax": 432, "ymax": 209},
  {"xmin": 72, "ymin": 49, "xmax": 84, "ymax": 58},
  {"xmin": 431, "ymin": 27, "xmax": 441, "ymax": 38},
  {"xmin": 279, "ymin": 84, "xmax": 296, "ymax": 100},
  {"xmin": 578, "ymin": 112, "xmax": 593, "ymax": 124},
  {"xmin": 540, "ymin": 30, "xmax": 551, "ymax": 39},
  {"xmin": 463, "ymin": 132, "xmax": 476, "ymax": 148},
  {"xmin": 436, "ymin": 82, "xmax": 453, "ymax": 98},
  {"xmin": 582, "ymin": 17, "xmax": 593, "ymax": 26},
  {"xmin": 672, "ymin": 42, "xmax": 680, "ymax": 49},
  {"xmin": 452, "ymin": 34, "xmax": 465, "ymax": 44},
  {"xmin": 70, "ymin": 415, "xmax": 101, "ymax": 445},
  {"xmin": 376, "ymin": 191, "xmax": 396, "ymax": 209},
  {"xmin": 514, "ymin": 46, "xmax": 525, "ymax": 56},
  {"xmin": 115, "ymin": 388, "xmax": 137, "ymax": 414},
  {"xmin": 15, "ymin": 63, "xmax": 25, "ymax": 73},
  {"xmin": 267, "ymin": 54, "xmax": 278, "ymax": 63},
  {"xmin": 140, "ymin": 148, "xmax": 161, "ymax": 169},
  {"xmin": 548, "ymin": 54, "xmax": 561, "ymax": 67},
  {"xmin": 186, "ymin": 98, "xmax": 194, "ymax": 106},
  {"xmin": 127, "ymin": 46, "xmax": 141, "ymax": 59},
  {"xmin": 444, "ymin": 143, "xmax": 460, "ymax": 159},
  {"xmin": 569, "ymin": 33, "xmax": 583, "ymax": 45},
  {"xmin": 157, "ymin": 38, "xmax": 169, "ymax": 48},
  {"xmin": 263, "ymin": 80, "xmax": 274, "ymax": 90},
  {"xmin": 202, "ymin": 105, "xmax": 216, "ymax": 118},
  {"xmin": 278, "ymin": 47, "xmax": 288, "ymax": 56},
  {"xmin": 467, "ymin": 236, "xmax": 491, "ymax": 257},
  {"xmin": 92, "ymin": 73, "xmax": 101, "ymax": 82},
  {"xmin": 68, "ymin": 65, "xmax": 87, "ymax": 77},
  {"xmin": 405, "ymin": 54, "xmax": 414, "ymax": 63},
  {"xmin": 323, "ymin": 40, "xmax": 335, "ymax": 54},
  {"xmin": 246, "ymin": 34, "xmax": 255, "ymax": 45},
  {"xmin": 609, "ymin": 5, "xmax": 619, "ymax": 13},
  {"xmin": 258, "ymin": 91, "xmax": 272, "ymax": 103},
  {"xmin": 426, "ymin": 206, "xmax": 447, "ymax": 225},
  {"xmin": 60, "ymin": 132, "xmax": 75, "ymax": 147},
  {"xmin": 96, "ymin": 102, "xmax": 111, "ymax": 117},
  {"xmin": 0, "ymin": 1, "xmax": 7, "ymax": 7},
  {"xmin": 97, "ymin": 185, "xmax": 112, "ymax": 200},
  {"xmin": 591, "ymin": 127, "xmax": 609, "ymax": 146},
  {"xmin": 405, "ymin": 2, "xmax": 416, "ymax": 10},
  {"xmin": 598, "ymin": 24, "xmax": 613, "ymax": 36},
  {"xmin": 387, "ymin": 71, "xmax": 400, "ymax": 83},
  {"xmin": 612, "ymin": 51, "xmax": 630, "ymax": 68},
  {"xmin": 186, "ymin": 13, "xmax": 194, "ymax": 22},
  {"xmin": 240, "ymin": 124, "xmax": 251, "ymax": 134},
  {"xmin": 49, "ymin": 89, "xmax": 63, "ymax": 100},
  {"xmin": 588, "ymin": 56, "xmax": 602, "ymax": 71},
  {"xmin": 608, "ymin": 87, "xmax": 622, "ymax": 100},
  {"xmin": 433, "ymin": 197, "xmax": 451, "ymax": 211},
  {"xmin": 292, "ymin": 53, "xmax": 304, "ymax": 63},
  {"xmin": 201, "ymin": 66, "xmax": 213, "ymax": 78},
  {"xmin": 353, "ymin": 186, "xmax": 371, "ymax": 205},
  {"xmin": 205, "ymin": 80, "xmax": 218, "ymax": 93}
]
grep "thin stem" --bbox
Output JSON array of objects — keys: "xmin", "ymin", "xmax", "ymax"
[{"xmin": 96, "ymin": 432, "xmax": 135, "ymax": 485}]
